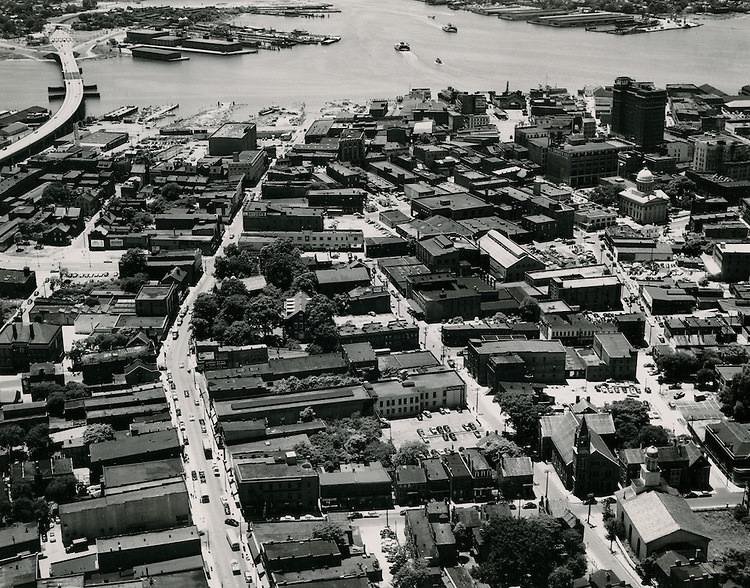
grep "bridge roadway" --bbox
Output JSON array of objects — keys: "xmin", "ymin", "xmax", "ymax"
[{"xmin": 0, "ymin": 29, "xmax": 84, "ymax": 166}]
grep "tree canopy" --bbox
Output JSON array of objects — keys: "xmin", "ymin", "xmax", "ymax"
[
  {"xmin": 312, "ymin": 522, "xmax": 345, "ymax": 544},
  {"xmin": 42, "ymin": 182, "xmax": 74, "ymax": 206},
  {"xmin": 472, "ymin": 515, "xmax": 586, "ymax": 588},
  {"xmin": 608, "ymin": 398, "xmax": 656, "ymax": 448},
  {"xmin": 304, "ymin": 294, "xmax": 339, "ymax": 352},
  {"xmin": 83, "ymin": 424, "xmax": 116, "ymax": 445},
  {"xmin": 119, "ymin": 248, "xmax": 147, "ymax": 278},
  {"xmin": 214, "ymin": 244, "xmax": 259, "ymax": 280},
  {"xmin": 720, "ymin": 548, "xmax": 750, "ymax": 586},
  {"xmin": 259, "ymin": 238, "xmax": 305, "ymax": 291},
  {"xmin": 393, "ymin": 441, "xmax": 428, "ymax": 467},
  {"xmin": 720, "ymin": 365, "xmax": 750, "ymax": 421},
  {"xmin": 294, "ymin": 416, "xmax": 395, "ymax": 471},
  {"xmin": 496, "ymin": 390, "xmax": 551, "ymax": 449}
]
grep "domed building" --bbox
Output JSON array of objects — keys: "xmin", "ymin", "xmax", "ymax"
[{"xmin": 618, "ymin": 166, "xmax": 670, "ymax": 225}]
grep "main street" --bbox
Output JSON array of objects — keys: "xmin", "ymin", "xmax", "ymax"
[{"xmin": 161, "ymin": 205, "xmax": 250, "ymax": 588}]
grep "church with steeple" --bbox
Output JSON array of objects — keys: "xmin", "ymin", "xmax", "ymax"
[{"xmin": 615, "ymin": 446, "xmax": 711, "ymax": 560}]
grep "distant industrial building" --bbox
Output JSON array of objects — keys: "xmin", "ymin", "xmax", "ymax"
[{"xmin": 208, "ymin": 122, "xmax": 257, "ymax": 156}]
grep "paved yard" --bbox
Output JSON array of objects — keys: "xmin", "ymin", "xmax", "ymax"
[{"xmin": 388, "ymin": 410, "xmax": 486, "ymax": 453}]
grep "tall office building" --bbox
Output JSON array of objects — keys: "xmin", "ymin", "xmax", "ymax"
[{"xmin": 611, "ymin": 77, "xmax": 667, "ymax": 150}]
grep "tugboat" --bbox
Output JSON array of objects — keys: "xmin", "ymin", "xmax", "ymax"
[
  {"xmin": 394, "ymin": 41, "xmax": 410, "ymax": 51},
  {"xmin": 442, "ymin": 23, "xmax": 458, "ymax": 33},
  {"xmin": 435, "ymin": 57, "xmax": 442, "ymax": 64}
]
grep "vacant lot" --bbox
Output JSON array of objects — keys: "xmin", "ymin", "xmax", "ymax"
[{"xmin": 695, "ymin": 509, "xmax": 750, "ymax": 559}]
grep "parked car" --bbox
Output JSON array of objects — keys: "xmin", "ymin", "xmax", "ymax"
[
  {"xmin": 348, "ymin": 512, "xmax": 364, "ymax": 520},
  {"xmin": 422, "ymin": 411, "xmax": 432, "ymax": 419},
  {"xmin": 522, "ymin": 502, "xmax": 537, "ymax": 510}
]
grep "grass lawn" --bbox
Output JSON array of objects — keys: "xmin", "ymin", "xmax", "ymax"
[{"xmin": 695, "ymin": 510, "xmax": 750, "ymax": 559}]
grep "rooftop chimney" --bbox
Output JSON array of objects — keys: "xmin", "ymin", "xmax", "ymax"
[
  {"xmin": 29, "ymin": 324, "xmax": 34, "ymax": 340},
  {"xmin": 23, "ymin": 266, "xmax": 30, "ymax": 277},
  {"xmin": 11, "ymin": 324, "xmax": 17, "ymax": 340}
]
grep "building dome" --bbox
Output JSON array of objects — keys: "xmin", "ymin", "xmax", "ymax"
[
  {"xmin": 645, "ymin": 446, "xmax": 659, "ymax": 459},
  {"xmin": 636, "ymin": 167, "xmax": 654, "ymax": 184}
]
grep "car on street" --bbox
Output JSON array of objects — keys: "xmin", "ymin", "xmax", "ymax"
[
  {"xmin": 348, "ymin": 512, "xmax": 364, "ymax": 520},
  {"xmin": 245, "ymin": 571, "xmax": 253, "ymax": 583},
  {"xmin": 417, "ymin": 429, "xmax": 425, "ymax": 437},
  {"xmin": 522, "ymin": 502, "xmax": 537, "ymax": 510},
  {"xmin": 231, "ymin": 560, "xmax": 241, "ymax": 575},
  {"xmin": 179, "ymin": 362, "xmax": 185, "ymax": 368},
  {"xmin": 416, "ymin": 412, "xmax": 423, "ymax": 421},
  {"xmin": 189, "ymin": 414, "xmax": 195, "ymax": 422},
  {"xmin": 225, "ymin": 518, "xmax": 240, "ymax": 527},
  {"xmin": 422, "ymin": 410, "xmax": 432, "ymax": 418},
  {"xmin": 49, "ymin": 530, "xmax": 56, "ymax": 542},
  {"xmin": 436, "ymin": 426, "xmax": 444, "ymax": 434},
  {"xmin": 444, "ymin": 408, "xmax": 451, "ymax": 414},
  {"xmin": 474, "ymin": 430, "xmax": 482, "ymax": 439},
  {"xmin": 179, "ymin": 421, "xmax": 185, "ymax": 431},
  {"xmin": 443, "ymin": 425, "xmax": 451, "ymax": 433},
  {"xmin": 191, "ymin": 471, "xmax": 198, "ymax": 481},
  {"xmin": 184, "ymin": 390, "xmax": 190, "ymax": 397},
  {"xmin": 194, "ymin": 398, "xmax": 200, "ymax": 406},
  {"xmin": 213, "ymin": 464, "xmax": 220, "ymax": 476},
  {"xmin": 673, "ymin": 391, "xmax": 685, "ymax": 400},
  {"xmin": 366, "ymin": 511, "xmax": 380, "ymax": 518},
  {"xmin": 442, "ymin": 433, "xmax": 449, "ymax": 442},
  {"xmin": 449, "ymin": 432, "xmax": 457, "ymax": 441},
  {"xmin": 439, "ymin": 407, "xmax": 446, "ymax": 415},
  {"xmin": 198, "ymin": 471, "xmax": 206, "ymax": 482}
]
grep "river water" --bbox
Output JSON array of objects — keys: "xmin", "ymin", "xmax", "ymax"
[{"xmin": 1, "ymin": 0, "xmax": 749, "ymax": 119}]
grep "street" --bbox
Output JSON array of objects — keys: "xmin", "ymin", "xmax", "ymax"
[{"xmin": 160, "ymin": 206, "xmax": 253, "ymax": 588}]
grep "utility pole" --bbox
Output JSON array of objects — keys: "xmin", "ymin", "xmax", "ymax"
[{"xmin": 545, "ymin": 469, "xmax": 550, "ymax": 500}]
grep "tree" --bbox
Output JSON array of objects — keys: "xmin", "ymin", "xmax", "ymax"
[
  {"xmin": 83, "ymin": 424, "xmax": 115, "ymax": 445},
  {"xmin": 608, "ymin": 399, "xmax": 651, "ymax": 449},
  {"xmin": 720, "ymin": 548, "xmax": 750, "ymax": 586},
  {"xmin": 453, "ymin": 521, "xmax": 473, "ymax": 551},
  {"xmin": 720, "ymin": 365, "xmax": 750, "ymax": 420},
  {"xmin": 604, "ymin": 518, "xmax": 625, "ymax": 552},
  {"xmin": 246, "ymin": 294, "xmax": 283, "ymax": 336},
  {"xmin": 288, "ymin": 271, "xmax": 317, "ymax": 296},
  {"xmin": 299, "ymin": 406, "xmax": 316, "ymax": 423},
  {"xmin": 393, "ymin": 441, "xmax": 428, "ymax": 467},
  {"xmin": 42, "ymin": 182, "xmax": 74, "ymax": 206},
  {"xmin": 0, "ymin": 491, "xmax": 11, "ymax": 523},
  {"xmin": 304, "ymin": 294, "xmax": 339, "ymax": 351},
  {"xmin": 548, "ymin": 566, "xmax": 573, "ymax": 588},
  {"xmin": 161, "ymin": 182, "xmax": 182, "ymax": 201},
  {"xmin": 722, "ymin": 344, "xmax": 749, "ymax": 365},
  {"xmin": 587, "ymin": 184, "xmax": 620, "ymax": 206},
  {"xmin": 312, "ymin": 522, "xmax": 345, "ymax": 544},
  {"xmin": 29, "ymin": 382, "xmax": 65, "ymax": 402},
  {"xmin": 259, "ymin": 239, "xmax": 305, "ymax": 291},
  {"xmin": 222, "ymin": 321, "xmax": 260, "ymax": 346},
  {"xmin": 637, "ymin": 425, "xmax": 670, "ymax": 447},
  {"xmin": 518, "ymin": 297, "xmax": 540, "ymax": 322},
  {"xmin": 496, "ymin": 391, "xmax": 550, "ymax": 448},
  {"xmin": 44, "ymin": 475, "xmax": 77, "ymax": 503},
  {"xmin": 0, "ymin": 425, "xmax": 24, "ymax": 456},
  {"xmin": 119, "ymin": 248, "xmax": 147, "ymax": 278},
  {"xmin": 393, "ymin": 558, "xmax": 429, "ymax": 588},
  {"xmin": 47, "ymin": 391, "xmax": 67, "ymax": 417},
  {"xmin": 11, "ymin": 480, "xmax": 34, "ymax": 501},
  {"xmin": 25, "ymin": 425, "xmax": 52, "ymax": 459},
  {"xmin": 478, "ymin": 433, "xmax": 523, "ymax": 465},
  {"xmin": 655, "ymin": 350, "xmax": 700, "ymax": 384},
  {"xmin": 663, "ymin": 175, "xmax": 697, "ymax": 208},
  {"xmin": 473, "ymin": 515, "xmax": 580, "ymax": 588}
]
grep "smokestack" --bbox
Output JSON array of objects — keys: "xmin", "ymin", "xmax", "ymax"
[{"xmin": 12, "ymin": 324, "xmax": 17, "ymax": 340}]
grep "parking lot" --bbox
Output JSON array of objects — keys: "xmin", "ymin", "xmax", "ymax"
[
  {"xmin": 671, "ymin": 393, "xmax": 723, "ymax": 421},
  {"xmin": 388, "ymin": 409, "xmax": 485, "ymax": 453}
]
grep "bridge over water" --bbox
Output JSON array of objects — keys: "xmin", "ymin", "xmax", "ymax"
[{"xmin": 0, "ymin": 29, "xmax": 86, "ymax": 166}]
